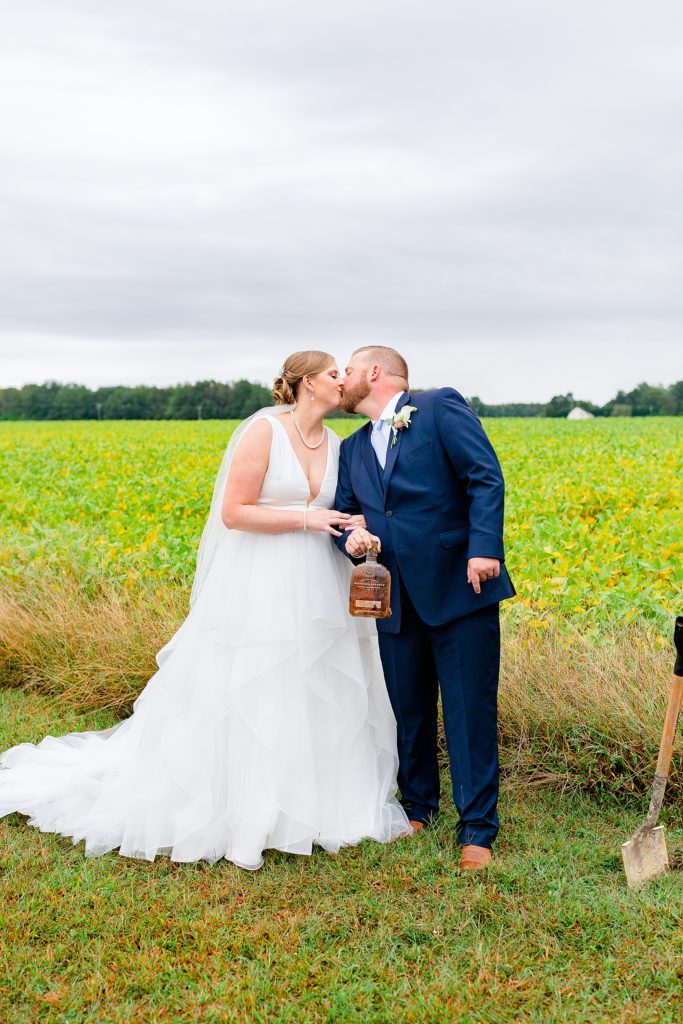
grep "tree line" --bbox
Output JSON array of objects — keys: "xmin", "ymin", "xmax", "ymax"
[
  {"xmin": 468, "ymin": 380, "xmax": 683, "ymax": 418},
  {"xmin": 0, "ymin": 380, "xmax": 352, "ymax": 421},
  {"xmin": 0, "ymin": 378, "xmax": 681, "ymax": 420}
]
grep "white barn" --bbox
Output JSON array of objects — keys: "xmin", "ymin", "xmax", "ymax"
[{"xmin": 567, "ymin": 407, "xmax": 594, "ymax": 420}]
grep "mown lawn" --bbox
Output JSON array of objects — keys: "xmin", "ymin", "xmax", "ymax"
[{"xmin": 2, "ymin": 688, "xmax": 682, "ymax": 1023}]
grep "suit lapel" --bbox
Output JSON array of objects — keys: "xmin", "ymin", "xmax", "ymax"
[
  {"xmin": 383, "ymin": 392, "xmax": 412, "ymax": 492},
  {"xmin": 362, "ymin": 422, "xmax": 385, "ymax": 497}
]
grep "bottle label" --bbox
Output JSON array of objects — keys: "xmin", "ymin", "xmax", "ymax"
[
  {"xmin": 360, "ymin": 578, "xmax": 385, "ymax": 590},
  {"xmin": 353, "ymin": 599, "xmax": 382, "ymax": 610}
]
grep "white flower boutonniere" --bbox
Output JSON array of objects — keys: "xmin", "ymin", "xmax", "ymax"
[{"xmin": 386, "ymin": 405, "xmax": 417, "ymax": 447}]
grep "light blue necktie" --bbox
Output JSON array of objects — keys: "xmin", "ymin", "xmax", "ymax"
[{"xmin": 371, "ymin": 417, "xmax": 389, "ymax": 469}]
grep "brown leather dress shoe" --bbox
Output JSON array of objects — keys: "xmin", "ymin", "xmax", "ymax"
[
  {"xmin": 408, "ymin": 819, "xmax": 426, "ymax": 834},
  {"xmin": 459, "ymin": 844, "xmax": 492, "ymax": 870}
]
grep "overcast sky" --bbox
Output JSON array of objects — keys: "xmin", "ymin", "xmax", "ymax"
[{"xmin": 1, "ymin": 1, "xmax": 681, "ymax": 403}]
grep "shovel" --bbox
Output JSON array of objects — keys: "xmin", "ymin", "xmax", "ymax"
[{"xmin": 621, "ymin": 615, "xmax": 683, "ymax": 888}]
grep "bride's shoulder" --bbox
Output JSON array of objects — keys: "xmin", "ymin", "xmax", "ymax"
[
  {"xmin": 234, "ymin": 416, "xmax": 276, "ymax": 456},
  {"xmin": 244, "ymin": 416, "xmax": 275, "ymax": 438}
]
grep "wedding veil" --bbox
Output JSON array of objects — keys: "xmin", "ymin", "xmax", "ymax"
[{"xmin": 189, "ymin": 404, "xmax": 293, "ymax": 607}]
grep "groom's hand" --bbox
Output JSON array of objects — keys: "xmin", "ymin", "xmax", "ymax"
[
  {"xmin": 345, "ymin": 528, "xmax": 381, "ymax": 558},
  {"xmin": 467, "ymin": 557, "xmax": 500, "ymax": 594}
]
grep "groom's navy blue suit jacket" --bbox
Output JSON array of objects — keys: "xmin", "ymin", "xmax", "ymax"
[{"xmin": 334, "ymin": 389, "xmax": 516, "ymax": 634}]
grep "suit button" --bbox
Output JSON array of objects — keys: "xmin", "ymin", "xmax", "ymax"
[{"xmin": 386, "ymin": 510, "xmax": 393, "ymax": 517}]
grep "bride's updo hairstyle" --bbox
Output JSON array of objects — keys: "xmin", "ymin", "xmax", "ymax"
[{"xmin": 272, "ymin": 350, "xmax": 335, "ymax": 405}]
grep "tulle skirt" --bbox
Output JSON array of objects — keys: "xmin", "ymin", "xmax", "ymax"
[{"xmin": 0, "ymin": 529, "xmax": 410, "ymax": 869}]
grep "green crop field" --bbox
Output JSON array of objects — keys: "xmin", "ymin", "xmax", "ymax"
[{"xmin": 1, "ymin": 417, "xmax": 681, "ymax": 627}]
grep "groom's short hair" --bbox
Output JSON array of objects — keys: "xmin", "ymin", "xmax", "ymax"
[{"xmin": 353, "ymin": 346, "xmax": 409, "ymax": 386}]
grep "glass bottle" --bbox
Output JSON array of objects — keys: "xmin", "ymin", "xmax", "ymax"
[{"xmin": 349, "ymin": 541, "xmax": 392, "ymax": 619}]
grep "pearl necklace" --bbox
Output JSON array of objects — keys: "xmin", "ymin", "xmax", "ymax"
[{"xmin": 289, "ymin": 409, "xmax": 326, "ymax": 449}]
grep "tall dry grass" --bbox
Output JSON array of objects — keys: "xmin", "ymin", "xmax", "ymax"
[
  {"xmin": 0, "ymin": 575, "xmax": 185, "ymax": 712},
  {"xmin": 497, "ymin": 617, "xmax": 680, "ymax": 797},
  {"xmin": 0, "ymin": 574, "xmax": 679, "ymax": 799}
]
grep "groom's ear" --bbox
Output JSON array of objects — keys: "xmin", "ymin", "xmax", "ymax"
[{"xmin": 368, "ymin": 363, "xmax": 381, "ymax": 382}]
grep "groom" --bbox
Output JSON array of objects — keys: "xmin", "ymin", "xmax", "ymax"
[{"xmin": 335, "ymin": 346, "xmax": 515, "ymax": 870}]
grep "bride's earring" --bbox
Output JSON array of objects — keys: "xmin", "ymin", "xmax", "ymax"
[{"xmin": 310, "ymin": 393, "xmax": 315, "ymax": 401}]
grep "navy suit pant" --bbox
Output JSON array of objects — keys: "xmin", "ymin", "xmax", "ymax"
[{"xmin": 377, "ymin": 575, "xmax": 500, "ymax": 848}]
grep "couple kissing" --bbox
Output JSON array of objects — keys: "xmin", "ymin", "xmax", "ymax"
[{"xmin": 0, "ymin": 346, "xmax": 514, "ymax": 873}]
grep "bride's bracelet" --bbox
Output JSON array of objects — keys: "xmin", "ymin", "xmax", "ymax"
[{"xmin": 303, "ymin": 509, "xmax": 308, "ymax": 532}]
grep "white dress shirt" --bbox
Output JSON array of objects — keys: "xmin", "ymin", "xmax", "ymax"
[{"xmin": 371, "ymin": 392, "xmax": 405, "ymax": 469}]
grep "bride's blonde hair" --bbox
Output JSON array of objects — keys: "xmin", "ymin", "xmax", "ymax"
[{"xmin": 273, "ymin": 350, "xmax": 335, "ymax": 405}]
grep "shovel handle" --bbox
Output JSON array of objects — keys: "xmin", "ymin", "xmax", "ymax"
[
  {"xmin": 655, "ymin": 674, "xmax": 683, "ymax": 778},
  {"xmin": 632, "ymin": 617, "xmax": 683, "ymax": 839}
]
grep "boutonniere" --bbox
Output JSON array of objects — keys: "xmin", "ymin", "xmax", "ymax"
[{"xmin": 386, "ymin": 405, "xmax": 417, "ymax": 447}]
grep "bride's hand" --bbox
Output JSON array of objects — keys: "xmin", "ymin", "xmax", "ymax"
[
  {"xmin": 305, "ymin": 509, "xmax": 353, "ymax": 537},
  {"xmin": 348, "ymin": 514, "xmax": 367, "ymax": 530}
]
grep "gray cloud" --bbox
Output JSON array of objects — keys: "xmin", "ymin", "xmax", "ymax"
[{"xmin": 0, "ymin": 1, "xmax": 681, "ymax": 402}]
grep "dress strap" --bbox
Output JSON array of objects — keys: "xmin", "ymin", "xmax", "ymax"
[{"xmin": 261, "ymin": 414, "xmax": 288, "ymax": 468}]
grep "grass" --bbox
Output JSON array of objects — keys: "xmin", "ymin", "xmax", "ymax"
[{"xmin": 2, "ymin": 688, "xmax": 683, "ymax": 1023}]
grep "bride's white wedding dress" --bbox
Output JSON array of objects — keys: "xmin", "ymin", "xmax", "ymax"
[{"xmin": 0, "ymin": 415, "xmax": 410, "ymax": 869}]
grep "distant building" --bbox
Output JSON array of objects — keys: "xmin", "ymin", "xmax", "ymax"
[{"xmin": 567, "ymin": 407, "xmax": 594, "ymax": 420}]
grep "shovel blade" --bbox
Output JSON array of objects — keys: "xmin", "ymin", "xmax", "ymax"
[{"xmin": 621, "ymin": 826, "xmax": 669, "ymax": 889}]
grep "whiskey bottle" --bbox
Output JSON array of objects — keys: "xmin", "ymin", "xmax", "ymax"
[{"xmin": 349, "ymin": 541, "xmax": 392, "ymax": 619}]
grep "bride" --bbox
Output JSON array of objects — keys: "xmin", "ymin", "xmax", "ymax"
[{"xmin": 0, "ymin": 350, "xmax": 411, "ymax": 869}]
